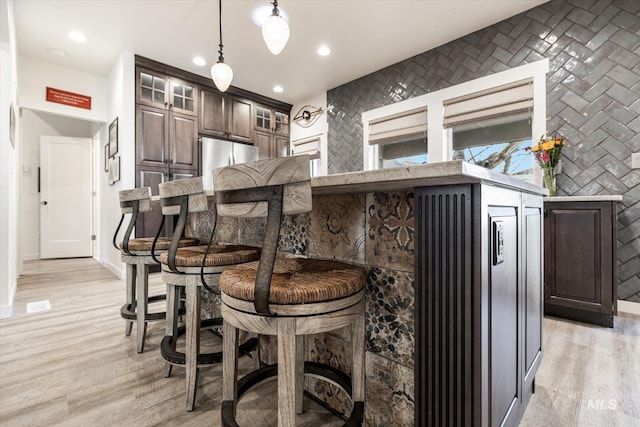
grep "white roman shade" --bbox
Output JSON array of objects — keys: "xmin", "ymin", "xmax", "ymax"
[
  {"xmin": 292, "ymin": 136, "xmax": 320, "ymax": 159},
  {"xmin": 443, "ymin": 78, "xmax": 533, "ymax": 127},
  {"xmin": 368, "ymin": 108, "xmax": 427, "ymax": 145}
]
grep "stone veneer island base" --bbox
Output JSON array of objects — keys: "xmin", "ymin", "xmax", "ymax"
[{"xmin": 192, "ymin": 160, "xmax": 546, "ymax": 426}]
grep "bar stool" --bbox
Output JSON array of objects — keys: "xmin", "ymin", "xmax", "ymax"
[
  {"xmin": 156, "ymin": 177, "xmax": 259, "ymax": 412},
  {"xmin": 113, "ymin": 187, "xmax": 199, "ymax": 353},
  {"xmin": 216, "ymin": 156, "xmax": 366, "ymax": 427}
]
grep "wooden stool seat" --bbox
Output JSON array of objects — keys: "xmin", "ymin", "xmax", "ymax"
[
  {"xmin": 120, "ymin": 236, "xmax": 199, "ymax": 253},
  {"xmin": 159, "ymin": 244, "xmax": 260, "ymax": 268},
  {"xmin": 220, "ymin": 258, "xmax": 365, "ymax": 305},
  {"xmin": 216, "ymin": 156, "xmax": 366, "ymax": 427},
  {"xmin": 157, "ymin": 176, "xmax": 259, "ymax": 412},
  {"xmin": 113, "ymin": 187, "xmax": 200, "ymax": 354}
]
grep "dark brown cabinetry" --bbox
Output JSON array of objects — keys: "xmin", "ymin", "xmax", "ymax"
[
  {"xmin": 415, "ymin": 185, "xmax": 543, "ymax": 427},
  {"xmin": 136, "ymin": 67, "xmax": 198, "ymax": 116},
  {"xmin": 136, "ymin": 104, "xmax": 198, "ymax": 170},
  {"xmin": 133, "ymin": 56, "xmax": 292, "ymax": 237},
  {"xmin": 254, "ymin": 103, "xmax": 290, "ymax": 159},
  {"xmin": 135, "ymin": 67, "xmax": 199, "ymax": 238},
  {"xmin": 543, "ymin": 198, "xmax": 619, "ymax": 327},
  {"xmin": 199, "ymin": 89, "xmax": 253, "ymax": 143}
]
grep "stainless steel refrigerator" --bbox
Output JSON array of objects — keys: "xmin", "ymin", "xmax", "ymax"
[{"xmin": 199, "ymin": 137, "xmax": 259, "ymax": 190}]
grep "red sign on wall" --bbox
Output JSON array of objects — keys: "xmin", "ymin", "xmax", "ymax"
[{"xmin": 46, "ymin": 87, "xmax": 92, "ymax": 110}]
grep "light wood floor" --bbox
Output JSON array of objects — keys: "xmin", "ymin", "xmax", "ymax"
[
  {"xmin": 0, "ymin": 258, "xmax": 342, "ymax": 427},
  {"xmin": 1, "ymin": 258, "xmax": 639, "ymax": 427}
]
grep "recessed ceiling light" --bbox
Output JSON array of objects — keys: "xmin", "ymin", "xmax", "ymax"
[
  {"xmin": 67, "ymin": 31, "xmax": 87, "ymax": 43},
  {"xmin": 252, "ymin": 5, "xmax": 288, "ymax": 27},
  {"xmin": 193, "ymin": 56, "xmax": 206, "ymax": 66},
  {"xmin": 273, "ymin": 85, "xmax": 284, "ymax": 93},
  {"xmin": 49, "ymin": 48, "xmax": 68, "ymax": 57},
  {"xmin": 317, "ymin": 45, "xmax": 331, "ymax": 56}
]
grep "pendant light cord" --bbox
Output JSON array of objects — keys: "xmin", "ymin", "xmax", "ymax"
[{"xmin": 218, "ymin": 0, "xmax": 224, "ymax": 61}]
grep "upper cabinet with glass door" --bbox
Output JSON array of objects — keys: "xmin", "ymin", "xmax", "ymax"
[
  {"xmin": 136, "ymin": 67, "xmax": 198, "ymax": 116},
  {"xmin": 255, "ymin": 104, "xmax": 289, "ymax": 136}
]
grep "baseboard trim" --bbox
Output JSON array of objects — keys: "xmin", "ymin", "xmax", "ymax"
[
  {"xmin": 22, "ymin": 253, "xmax": 39, "ymax": 261},
  {"xmin": 618, "ymin": 300, "xmax": 640, "ymax": 316},
  {"xmin": 101, "ymin": 258, "xmax": 125, "ymax": 280}
]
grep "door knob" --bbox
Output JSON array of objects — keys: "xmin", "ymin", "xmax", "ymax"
[{"xmin": 41, "ymin": 201, "xmax": 48, "ymax": 205}]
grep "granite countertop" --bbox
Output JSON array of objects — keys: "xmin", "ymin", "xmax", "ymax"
[
  {"xmin": 544, "ymin": 195, "xmax": 623, "ymax": 202},
  {"xmin": 179, "ymin": 160, "xmax": 546, "ymax": 200},
  {"xmin": 311, "ymin": 160, "xmax": 547, "ymax": 195}
]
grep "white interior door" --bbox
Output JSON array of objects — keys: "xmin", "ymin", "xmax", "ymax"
[{"xmin": 40, "ymin": 136, "xmax": 92, "ymax": 259}]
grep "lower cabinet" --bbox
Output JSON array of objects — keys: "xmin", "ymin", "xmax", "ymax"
[
  {"xmin": 543, "ymin": 198, "xmax": 619, "ymax": 327},
  {"xmin": 414, "ymin": 185, "xmax": 543, "ymax": 427},
  {"xmin": 254, "ymin": 129, "xmax": 289, "ymax": 159},
  {"xmin": 134, "ymin": 166, "xmax": 196, "ymax": 239}
]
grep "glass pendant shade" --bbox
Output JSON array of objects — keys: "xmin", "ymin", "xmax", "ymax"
[
  {"xmin": 262, "ymin": 14, "xmax": 289, "ymax": 55},
  {"xmin": 211, "ymin": 61, "xmax": 233, "ymax": 92}
]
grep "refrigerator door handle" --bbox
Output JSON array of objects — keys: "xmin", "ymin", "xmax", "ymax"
[{"xmin": 228, "ymin": 153, "xmax": 233, "ymax": 165}]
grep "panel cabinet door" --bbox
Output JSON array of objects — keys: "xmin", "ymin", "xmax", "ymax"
[
  {"xmin": 523, "ymin": 206, "xmax": 542, "ymax": 377},
  {"xmin": 488, "ymin": 208, "xmax": 519, "ymax": 427},
  {"xmin": 254, "ymin": 129, "xmax": 272, "ymax": 160},
  {"xmin": 199, "ymin": 88, "xmax": 226, "ymax": 138},
  {"xmin": 254, "ymin": 130, "xmax": 289, "ymax": 159},
  {"xmin": 169, "ymin": 111, "xmax": 198, "ymax": 170},
  {"xmin": 228, "ymin": 97, "xmax": 253, "ymax": 143},
  {"xmin": 544, "ymin": 202, "xmax": 614, "ymax": 326},
  {"xmin": 135, "ymin": 167, "xmax": 167, "ymax": 238},
  {"xmin": 136, "ymin": 68, "xmax": 169, "ymax": 109},
  {"xmin": 169, "ymin": 77, "xmax": 198, "ymax": 116},
  {"xmin": 273, "ymin": 110, "xmax": 290, "ymax": 135},
  {"xmin": 136, "ymin": 104, "xmax": 169, "ymax": 168},
  {"xmin": 274, "ymin": 134, "xmax": 290, "ymax": 158}
]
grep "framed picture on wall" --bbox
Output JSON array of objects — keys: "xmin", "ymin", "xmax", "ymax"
[
  {"xmin": 104, "ymin": 143, "xmax": 110, "ymax": 172},
  {"xmin": 108, "ymin": 117, "xmax": 118, "ymax": 157},
  {"xmin": 108, "ymin": 156, "xmax": 120, "ymax": 185}
]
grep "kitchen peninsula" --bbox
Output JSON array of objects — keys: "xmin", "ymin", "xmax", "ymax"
[{"xmin": 193, "ymin": 160, "xmax": 546, "ymax": 426}]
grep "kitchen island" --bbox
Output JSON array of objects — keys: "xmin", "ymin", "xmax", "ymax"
[{"xmin": 192, "ymin": 160, "xmax": 546, "ymax": 427}]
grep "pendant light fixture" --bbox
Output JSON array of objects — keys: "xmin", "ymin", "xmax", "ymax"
[
  {"xmin": 262, "ymin": 1, "xmax": 289, "ymax": 55},
  {"xmin": 210, "ymin": 0, "xmax": 233, "ymax": 92}
]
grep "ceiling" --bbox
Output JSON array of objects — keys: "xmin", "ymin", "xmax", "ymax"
[{"xmin": 13, "ymin": 0, "xmax": 548, "ymax": 105}]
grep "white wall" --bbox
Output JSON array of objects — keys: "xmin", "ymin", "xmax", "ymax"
[
  {"xmin": 19, "ymin": 110, "xmax": 95, "ymax": 260},
  {"xmin": 0, "ymin": 0, "xmax": 18, "ymax": 319},
  {"xmin": 18, "ymin": 56, "xmax": 108, "ymax": 123},
  {"xmin": 99, "ymin": 51, "xmax": 135, "ymax": 279},
  {"xmin": 290, "ymin": 93, "xmax": 328, "ymax": 176},
  {"xmin": 4, "ymin": 19, "xmax": 134, "ymax": 316}
]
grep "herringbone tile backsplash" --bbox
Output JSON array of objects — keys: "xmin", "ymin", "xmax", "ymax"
[{"xmin": 327, "ymin": 0, "xmax": 640, "ymax": 301}]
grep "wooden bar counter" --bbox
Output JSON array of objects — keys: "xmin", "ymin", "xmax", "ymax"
[{"xmin": 192, "ymin": 160, "xmax": 546, "ymax": 427}]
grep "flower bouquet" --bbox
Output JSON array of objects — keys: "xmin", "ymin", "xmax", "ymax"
[{"xmin": 525, "ymin": 135, "xmax": 564, "ymax": 196}]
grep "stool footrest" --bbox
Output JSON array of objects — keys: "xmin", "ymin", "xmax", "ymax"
[
  {"xmin": 161, "ymin": 318, "xmax": 257, "ymax": 366},
  {"xmin": 222, "ymin": 362, "xmax": 364, "ymax": 427},
  {"xmin": 120, "ymin": 294, "xmax": 168, "ymax": 322}
]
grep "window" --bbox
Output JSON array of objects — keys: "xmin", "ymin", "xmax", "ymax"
[
  {"xmin": 368, "ymin": 108, "xmax": 427, "ymax": 169},
  {"xmin": 362, "ymin": 59, "xmax": 548, "ymax": 183},
  {"xmin": 292, "ymin": 136, "xmax": 322, "ymax": 177},
  {"xmin": 444, "ymin": 79, "xmax": 533, "ymax": 178},
  {"xmin": 449, "ymin": 114, "xmax": 532, "ymax": 178}
]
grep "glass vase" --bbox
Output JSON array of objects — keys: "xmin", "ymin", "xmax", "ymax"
[{"xmin": 543, "ymin": 167, "xmax": 556, "ymax": 196}]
